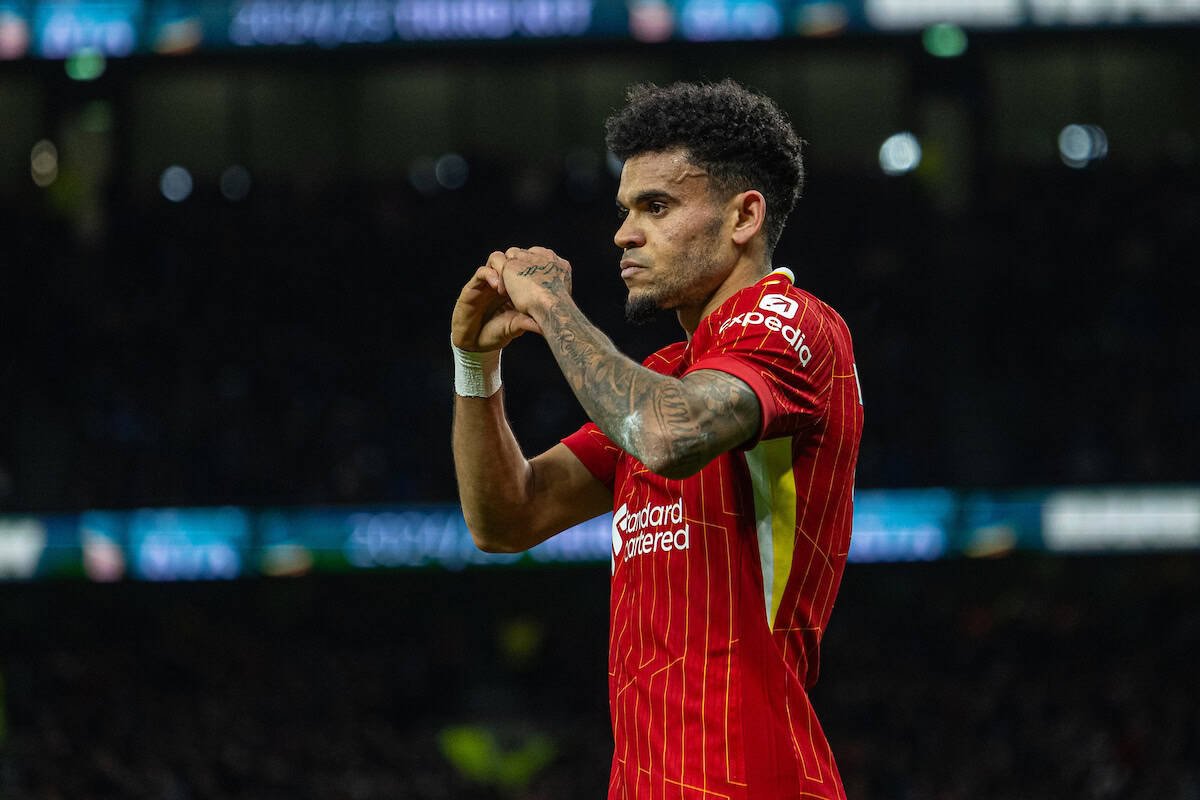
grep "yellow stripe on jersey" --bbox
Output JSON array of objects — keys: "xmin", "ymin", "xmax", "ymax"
[{"xmin": 745, "ymin": 436, "xmax": 797, "ymax": 629}]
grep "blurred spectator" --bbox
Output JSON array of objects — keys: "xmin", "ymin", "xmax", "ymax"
[
  {"xmin": 0, "ymin": 555, "xmax": 1196, "ymax": 798},
  {"xmin": 2, "ymin": 160, "xmax": 1196, "ymax": 510}
]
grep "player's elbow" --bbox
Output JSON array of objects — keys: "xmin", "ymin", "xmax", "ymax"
[
  {"xmin": 465, "ymin": 517, "xmax": 529, "ymax": 554},
  {"xmin": 644, "ymin": 454, "xmax": 707, "ymax": 480},
  {"xmin": 639, "ymin": 430, "xmax": 712, "ymax": 480},
  {"xmin": 469, "ymin": 530, "xmax": 523, "ymax": 554}
]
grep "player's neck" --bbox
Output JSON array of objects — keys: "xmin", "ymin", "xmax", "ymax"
[{"xmin": 676, "ymin": 255, "xmax": 771, "ymax": 338}]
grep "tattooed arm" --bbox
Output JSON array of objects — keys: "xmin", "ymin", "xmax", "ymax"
[{"xmin": 491, "ymin": 247, "xmax": 761, "ymax": 479}]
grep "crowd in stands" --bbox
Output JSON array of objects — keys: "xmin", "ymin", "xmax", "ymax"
[
  {"xmin": 1, "ymin": 554, "xmax": 1196, "ymax": 798},
  {"xmin": 2, "ymin": 153, "xmax": 1197, "ymax": 511}
]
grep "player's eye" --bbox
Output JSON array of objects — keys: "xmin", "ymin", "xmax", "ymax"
[
  {"xmin": 648, "ymin": 201, "xmax": 668, "ymax": 215},
  {"xmin": 616, "ymin": 206, "xmax": 629, "ymax": 221}
]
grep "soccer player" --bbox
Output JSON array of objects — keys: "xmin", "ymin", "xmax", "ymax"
[{"xmin": 451, "ymin": 80, "xmax": 863, "ymax": 799}]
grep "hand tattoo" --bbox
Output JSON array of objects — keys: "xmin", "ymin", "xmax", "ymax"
[{"xmin": 517, "ymin": 261, "xmax": 572, "ymax": 295}]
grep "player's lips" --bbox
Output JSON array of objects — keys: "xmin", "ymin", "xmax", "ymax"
[{"xmin": 620, "ymin": 259, "xmax": 647, "ymax": 279}]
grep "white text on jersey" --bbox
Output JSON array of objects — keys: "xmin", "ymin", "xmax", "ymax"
[{"xmin": 718, "ymin": 310, "xmax": 813, "ymax": 366}]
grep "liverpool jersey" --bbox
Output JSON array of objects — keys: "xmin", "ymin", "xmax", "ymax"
[{"xmin": 562, "ymin": 268, "xmax": 864, "ymax": 800}]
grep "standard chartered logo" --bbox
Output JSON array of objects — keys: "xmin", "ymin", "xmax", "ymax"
[{"xmin": 611, "ymin": 498, "xmax": 690, "ymax": 572}]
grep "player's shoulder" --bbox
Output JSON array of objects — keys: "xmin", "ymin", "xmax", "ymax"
[
  {"xmin": 642, "ymin": 340, "xmax": 688, "ymax": 371},
  {"xmin": 714, "ymin": 268, "xmax": 846, "ymax": 331},
  {"xmin": 694, "ymin": 267, "xmax": 854, "ymax": 371}
]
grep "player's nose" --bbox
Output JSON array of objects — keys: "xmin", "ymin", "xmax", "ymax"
[{"xmin": 614, "ymin": 216, "xmax": 645, "ymax": 250}]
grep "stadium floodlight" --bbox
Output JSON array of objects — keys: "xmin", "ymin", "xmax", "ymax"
[
  {"xmin": 879, "ymin": 132, "xmax": 922, "ymax": 175},
  {"xmin": 1058, "ymin": 124, "xmax": 1108, "ymax": 168},
  {"xmin": 160, "ymin": 165, "xmax": 194, "ymax": 202},
  {"xmin": 435, "ymin": 153, "xmax": 469, "ymax": 190},
  {"xmin": 922, "ymin": 22, "xmax": 967, "ymax": 57},
  {"xmin": 30, "ymin": 139, "xmax": 58, "ymax": 187}
]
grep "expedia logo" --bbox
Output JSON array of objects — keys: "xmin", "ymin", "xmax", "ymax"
[
  {"xmin": 611, "ymin": 499, "xmax": 689, "ymax": 572},
  {"xmin": 759, "ymin": 293, "xmax": 798, "ymax": 318},
  {"xmin": 718, "ymin": 304, "xmax": 813, "ymax": 366}
]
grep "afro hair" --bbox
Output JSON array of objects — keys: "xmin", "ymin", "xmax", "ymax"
[{"xmin": 604, "ymin": 79, "xmax": 804, "ymax": 254}]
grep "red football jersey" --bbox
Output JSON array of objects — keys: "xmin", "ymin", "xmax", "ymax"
[{"xmin": 562, "ymin": 269, "xmax": 863, "ymax": 800}]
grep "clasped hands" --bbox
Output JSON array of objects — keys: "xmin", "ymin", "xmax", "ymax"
[{"xmin": 451, "ymin": 246, "xmax": 575, "ymax": 353}]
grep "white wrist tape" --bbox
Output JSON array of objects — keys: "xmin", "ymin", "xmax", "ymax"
[{"xmin": 452, "ymin": 340, "xmax": 502, "ymax": 398}]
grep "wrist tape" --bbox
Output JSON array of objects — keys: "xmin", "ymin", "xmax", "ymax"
[{"xmin": 451, "ymin": 339, "xmax": 502, "ymax": 398}]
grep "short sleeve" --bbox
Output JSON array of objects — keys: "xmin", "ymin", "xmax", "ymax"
[
  {"xmin": 683, "ymin": 290, "xmax": 834, "ymax": 445},
  {"xmin": 561, "ymin": 422, "xmax": 621, "ymax": 491}
]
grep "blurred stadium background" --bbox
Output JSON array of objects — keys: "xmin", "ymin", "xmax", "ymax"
[{"xmin": 1, "ymin": 0, "xmax": 1199, "ymax": 797}]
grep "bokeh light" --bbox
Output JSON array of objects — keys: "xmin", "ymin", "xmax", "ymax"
[
  {"xmin": 435, "ymin": 153, "xmax": 469, "ymax": 190},
  {"xmin": 30, "ymin": 140, "xmax": 58, "ymax": 187},
  {"xmin": 879, "ymin": 132, "xmax": 922, "ymax": 175},
  {"xmin": 220, "ymin": 165, "xmax": 252, "ymax": 201},
  {"xmin": 160, "ymin": 165, "xmax": 194, "ymax": 202},
  {"xmin": 0, "ymin": 11, "xmax": 30, "ymax": 59},
  {"xmin": 923, "ymin": 23, "xmax": 967, "ymax": 57},
  {"xmin": 65, "ymin": 47, "xmax": 106, "ymax": 81},
  {"xmin": 1058, "ymin": 124, "xmax": 1108, "ymax": 168}
]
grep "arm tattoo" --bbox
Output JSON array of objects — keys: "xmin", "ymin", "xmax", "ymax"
[{"xmin": 535, "ymin": 297, "xmax": 760, "ymax": 477}]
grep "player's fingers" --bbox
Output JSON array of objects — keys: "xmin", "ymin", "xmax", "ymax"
[
  {"xmin": 485, "ymin": 251, "xmax": 509, "ymax": 295},
  {"xmin": 509, "ymin": 313, "xmax": 543, "ymax": 337},
  {"xmin": 456, "ymin": 267, "xmax": 501, "ymax": 311},
  {"xmin": 470, "ymin": 265, "xmax": 500, "ymax": 290}
]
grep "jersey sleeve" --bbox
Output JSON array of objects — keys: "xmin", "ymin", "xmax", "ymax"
[
  {"xmin": 561, "ymin": 422, "xmax": 621, "ymax": 491},
  {"xmin": 683, "ymin": 291, "xmax": 834, "ymax": 445}
]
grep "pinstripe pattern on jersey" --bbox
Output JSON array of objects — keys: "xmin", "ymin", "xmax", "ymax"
[{"xmin": 561, "ymin": 270, "xmax": 861, "ymax": 800}]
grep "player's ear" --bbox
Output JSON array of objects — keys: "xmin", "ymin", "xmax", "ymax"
[{"xmin": 730, "ymin": 190, "xmax": 766, "ymax": 246}]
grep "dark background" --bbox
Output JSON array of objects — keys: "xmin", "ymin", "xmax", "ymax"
[
  {"xmin": 3, "ymin": 555, "xmax": 1198, "ymax": 798},
  {"xmin": 2, "ymin": 30, "xmax": 1198, "ymax": 511},
  {"xmin": 2, "ymin": 23, "xmax": 1199, "ymax": 800}
]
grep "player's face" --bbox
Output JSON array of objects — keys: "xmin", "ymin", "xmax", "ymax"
[{"xmin": 614, "ymin": 149, "xmax": 735, "ymax": 324}]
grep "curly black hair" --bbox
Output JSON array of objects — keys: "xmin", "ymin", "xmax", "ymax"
[{"xmin": 604, "ymin": 79, "xmax": 804, "ymax": 255}]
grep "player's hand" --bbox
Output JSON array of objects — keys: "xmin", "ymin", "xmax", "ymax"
[
  {"xmin": 451, "ymin": 264, "xmax": 543, "ymax": 352},
  {"xmin": 488, "ymin": 246, "xmax": 574, "ymax": 319}
]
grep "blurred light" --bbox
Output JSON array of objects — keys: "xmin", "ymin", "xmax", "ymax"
[
  {"xmin": 220, "ymin": 165, "xmax": 252, "ymax": 201},
  {"xmin": 83, "ymin": 531, "xmax": 126, "ymax": 582},
  {"xmin": 797, "ymin": 2, "xmax": 849, "ymax": 36},
  {"xmin": 628, "ymin": 0, "xmax": 674, "ymax": 41},
  {"xmin": 30, "ymin": 139, "xmax": 58, "ymax": 187},
  {"xmin": 865, "ymin": 0, "xmax": 1021, "ymax": 29},
  {"xmin": 879, "ymin": 132, "xmax": 922, "ymax": 175},
  {"xmin": 679, "ymin": 0, "xmax": 781, "ymax": 41},
  {"xmin": 64, "ymin": 47, "xmax": 106, "ymax": 81},
  {"xmin": 0, "ymin": 11, "xmax": 30, "ymax": 60},
  {"xmin": 435, "ymin": 153, "xmax": 468, "ymax": 190},
  {"xmin": 1058, "ymin": 124, "xmax": 1108, "ymax": 169},
  {"xmin": 153, "ymin": 17, "xmax": 204, "ymax": 55},
  {"xmin": 160, "ymin": 165, "xmax": 194, "ymax": 202},
  {"xmin": 409, "ymin": 156, "xmax": 438, "ymax": 195},
  {"xmin": 922, "ymin": 22, "xmax": 966, "ymax": 57},
  {"xmin": 0, "ymin": 520, "xmax": 47, "ymax": 579}
]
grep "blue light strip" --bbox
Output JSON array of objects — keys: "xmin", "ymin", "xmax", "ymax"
[
  {"xmin": 1, "ymin": 485, "xmax": 1197, "ymax": 581},
  {"xmin": 2, "ymin": 0, "xmax": 1199, "ymax": 61}
]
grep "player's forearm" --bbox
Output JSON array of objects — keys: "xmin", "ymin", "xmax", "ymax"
[
  {"xmin": 451, "ymin": 392, "xmax": 537, "ymax": 551},
  {"xmin": 530, "ymin": 297, "xmax": 714, "ymax": 478}
]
